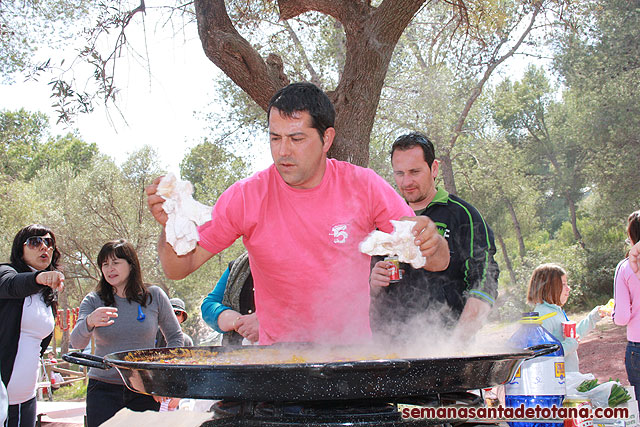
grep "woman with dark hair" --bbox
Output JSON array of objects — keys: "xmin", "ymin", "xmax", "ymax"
[
  {"xmin": 613, "ymin": 210, "xmax": 640, "ymax": 406},
  {"xmin": 70, "ymin": 239, "xmax": 182, "ymax": 427},
  {"xmin": 0, "ymin": 224, "xmax": 65, "ymax": 427},
  {"xmin": 526, "ymin": 263, "xmax": 605, "ymax": 372}
]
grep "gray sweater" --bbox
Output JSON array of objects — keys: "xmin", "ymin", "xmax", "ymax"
[{"xmin": 70, "ymin": 286, "xmax": 183, "ymax": 384}]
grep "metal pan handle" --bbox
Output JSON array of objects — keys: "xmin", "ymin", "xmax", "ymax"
[
  {"xmin": 525, "ymin": 343, "xmax": 560, "ymax": 359},
  {"xmin": 63, "ymin": 351, "xmax": 110, "ymax": 370}
]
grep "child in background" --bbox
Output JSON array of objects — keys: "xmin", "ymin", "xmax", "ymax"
[
  {"xmin": 613, "ymin": 210, "xmax": 640, "ymax": 406},
  {"xmin": 527, "ymin": 263, "xmax": 605, "ymax": 372}
]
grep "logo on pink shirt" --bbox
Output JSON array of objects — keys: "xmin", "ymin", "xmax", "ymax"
[{"xmin": 331, "ymin": 224, "xmax": 348, "ymax": 244}]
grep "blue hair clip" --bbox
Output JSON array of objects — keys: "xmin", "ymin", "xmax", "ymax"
[{"xmin": 137, "ymin": 305, "xmax": 145, "ymax": 322}]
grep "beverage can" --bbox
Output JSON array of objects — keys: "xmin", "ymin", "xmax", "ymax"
[
  {"xmin": 562, "ymin": 321, "xmax": 577, "ymax": 339},
  {"xmin": 384, "ymin": 256, "xmax": 400, "ymax": 282},
  {"xmin": 563, "ymin": 396, "xmax": 593, "ymax": 427}
]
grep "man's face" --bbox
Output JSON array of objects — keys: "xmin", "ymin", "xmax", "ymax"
[
  {"xmin": 269, "ymin": 108, "xmax": 333, "ymax": 189},
  {"xmin": 391, "ymin": 146, "xmax": 439, "ymax": 210}
]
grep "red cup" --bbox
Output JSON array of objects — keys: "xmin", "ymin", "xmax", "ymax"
[{"xmin": 562, "ymin": 320, "xmax": 577, "ymax": 338}]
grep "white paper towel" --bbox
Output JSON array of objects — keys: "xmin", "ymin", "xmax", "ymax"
[
  {"xmin": 157, "ymin": 173, "xmax": 212, "ymax": 256},
  {"xmin": 359, "ymin": 220, "xmax": 426, "ymax": 268}
]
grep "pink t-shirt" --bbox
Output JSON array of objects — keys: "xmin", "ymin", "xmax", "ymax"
[
  {"xmin": 613, "ymin": 258, "xmax": 640, "ymax": 342},
  {"xmin": 198, "ymin": 159, "xmax": 414, "ymax": 345}
]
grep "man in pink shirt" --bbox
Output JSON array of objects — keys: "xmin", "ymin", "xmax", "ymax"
[{"xmin": 146, "ymin": 83, "xmax": 450, "ymax": 345}]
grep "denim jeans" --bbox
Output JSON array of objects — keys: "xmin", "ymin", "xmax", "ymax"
[
  {"xmin": 5, "ymin": 396, "xmax": 36, "ymax": 427},
  {"xmin": 625, "ymin": 341, "xmax": 640, "ymax": 410},
  {"xmin": 86, "ymin": 379, "xmax": 160, "ymax": 427}
]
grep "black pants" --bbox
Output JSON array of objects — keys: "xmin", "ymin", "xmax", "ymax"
[
  {"xmin": 86, "ymin": 379, "xmax": 160, "ymax": 427},
  {"xmin": 5, "ymin": 396, "xmax": 36, "ymax": 427}
]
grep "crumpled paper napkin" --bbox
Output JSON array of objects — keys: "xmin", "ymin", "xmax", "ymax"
[
  {"xmin": 157, "ymin": 173, "xmax": 212, "ymax": 256},
  {"xmin": 359, "ymin": 220, "xmax": 426, "ymax": 268}
]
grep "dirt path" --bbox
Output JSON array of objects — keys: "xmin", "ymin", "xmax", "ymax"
[{"xmin": 577, "ymin": 317, "xmax": 628, "ymax": 384}]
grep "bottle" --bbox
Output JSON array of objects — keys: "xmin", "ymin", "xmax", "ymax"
[{"xmin": 505, "ymin": 312, "xmax": 566, "ymax": 427}]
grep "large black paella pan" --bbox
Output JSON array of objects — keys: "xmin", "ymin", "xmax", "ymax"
[{"xmin": 63, "ymin": 343, "xmax": 557, "ymax": 401}]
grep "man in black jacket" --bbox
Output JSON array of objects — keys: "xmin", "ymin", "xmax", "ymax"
[{"xmin": 370, "ymin": 132, "xmax": 499, "ymax": 342}]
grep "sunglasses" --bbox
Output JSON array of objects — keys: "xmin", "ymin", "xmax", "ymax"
[{"xmin": 24, "ymin": 236, "xmax": 55, "ymax": 249}]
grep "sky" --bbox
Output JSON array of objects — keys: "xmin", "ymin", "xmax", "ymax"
[
  {"xmin": 0, "ymin": 9, "xmax": 536, "ymax": 178},
  {"xmin": 0, "ymin": 15, "xmax": 272, "ymax": 176}
]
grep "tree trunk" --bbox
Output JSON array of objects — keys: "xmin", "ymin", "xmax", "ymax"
[
  {"xmin": 496, "ymin": 233, "xmax": 518, "ymax": 288},
  {"xmin": 59, "ymin": 288, "xmax": 70, "ymax": 355},
  {"xmin": 438, "ymin": 152, "xmax": 457, "ymax": 195},
  {"xmin": 566, "ymin": 192, "xmax": 586, "ymax": 250},
  {"xmin": 506, "ymin": 197, "xmax": 526, "ymax": 259},
  {"xmin": 194, "ymin": 0, "xmax": 427, "ymax": 166}
]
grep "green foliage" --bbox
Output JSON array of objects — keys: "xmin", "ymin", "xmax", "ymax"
[
  {"xmin": 0, "ymin": 109, "xmax": 98, "ymax": 181},
  {"xmin": 0, "ymin": 0, "xmax": 90, "ymax": 80},
  {"xmin": 52, "ymin": 380, "xmax": 87, "ymax": 401},
  {"xmin": 180, "ymin": 138, "xmax": 250, "ymax": 204},
  {"xmin": 554, "ymin": 0, "xmax": 640, "ymax": 219},
  {"xmin": 0, "ymin": 109, "xmax": 49, "ymax": 179}
]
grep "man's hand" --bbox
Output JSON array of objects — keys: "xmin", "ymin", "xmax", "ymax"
[
  {"xmin": 630, "ymin": 242, "xmax": 640, "ymax": 279},
  {"xmin": 370, "ymin": 260, "xmax": 393, "ymax": 296},
  {"xmin": 145, "ymin": 175, "xmax": 214, "ymax": 280},
  {"xmin": 401, "ymin": 216, "xmax": 450, "ymax": 271},
  {"xmin": 145, "ymin": 176, "xmax": 168, "ymax": 226},
  {"xmin": 452, "ymin": 298, "xmax": 492, "ymax": 342}
]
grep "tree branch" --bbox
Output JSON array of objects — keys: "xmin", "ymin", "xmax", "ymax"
[
  {"xmin": 282, "ymin": 20, "xmax": 322, "ymax": 86},
  {"xmin": 195, "ymin": 0, "xmax": 290, "ymax": 111},
  {"xmin": 447, "ymin": 4, "xmax": 541, "ymax": 151}
]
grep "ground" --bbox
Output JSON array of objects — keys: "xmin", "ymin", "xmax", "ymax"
[{"xmin": 577, "ymin": 316, "xmax": 628, "ymax": 384}]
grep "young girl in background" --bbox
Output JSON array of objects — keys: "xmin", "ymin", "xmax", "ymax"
[
  {"xmin": 527, "ymin": 263, "xmax": 605, "ymax": 372},
  {"xmin": 613, "ymin": 210, "xmax": 640, "ymax": 405}
]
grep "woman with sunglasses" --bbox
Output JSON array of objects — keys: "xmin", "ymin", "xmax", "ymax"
[
  {"xmin": 0, "ymin": 224, "xmax": 64, "ymax": 427},
  {"xmin": 70, "ymin": 239, "xmax": 182, "ymax": 427},
  {"xmin": 613, "ymin": 210, "xmax": 640, "ymax": 408}
]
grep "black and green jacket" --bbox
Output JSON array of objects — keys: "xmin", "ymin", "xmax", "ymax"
[{"xmin": 370, "ymin": 188, "xmax": 499, "ymax": 336}]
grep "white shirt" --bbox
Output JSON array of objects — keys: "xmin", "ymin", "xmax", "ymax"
[{"xmin": 7, "ymin": 292, "xmax": 55, "ymax": 404}]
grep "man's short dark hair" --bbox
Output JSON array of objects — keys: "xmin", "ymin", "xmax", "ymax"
[
  {"xmin": 268, "ymin": 82, "xmax": 335, "ymax": 139},
  {"xmin": 390, "ymin": 132, "xmax": 436, "ymax": 167}
]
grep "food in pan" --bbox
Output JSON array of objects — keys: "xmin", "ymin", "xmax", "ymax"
[{"xmin": 123, "ymin": 346, "xmax": 400, "ymax": 366}]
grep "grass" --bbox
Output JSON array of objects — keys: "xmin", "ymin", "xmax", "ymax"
[{"xmin": 52, "ymin": 380, "xmax": 87, "ymax": 401}]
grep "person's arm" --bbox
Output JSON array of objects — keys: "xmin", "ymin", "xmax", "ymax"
[
  {"xmin": 0, "ymin": 265, "xmax": 62, "ymax": 298},
  {"xmin": 201, "ymin": 267, "xmax": 233, "ymax": 333},
  {"xmin": 70, "ymin": 293, "xmax": 99, "ymax": 350},
  {"xmin": 157, "ymin": 229, "xmax": 214, "ymax": 280},
  {"xmin": 460, "ymin": 207, "xmax": 500, "ymax": 312},
  {"xmin": 613, "ymin": 261, "xmax": 631, "ymax": 326},
  {"xmin": 452, "ymin": 297, "xmax": 492, "ymax": 341},
  {"xmin": 576, "ymin": 305, "xmax": 603, "ymax": 337}
]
